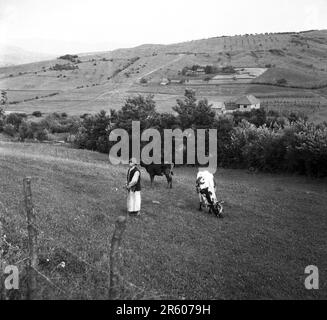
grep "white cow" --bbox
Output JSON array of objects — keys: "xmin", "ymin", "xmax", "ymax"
[{"xmin": 196, "ymin": 168, "xmax": 223, "ymax": 218}]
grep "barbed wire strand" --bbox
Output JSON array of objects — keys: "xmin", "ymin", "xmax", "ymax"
[
  {"xmin": 31, "ymin": 222, "xmax": 154, "ymax": 295},
  {"xmin": 29, "ymin": 222, "xmax": 110, "ymax": 275},
  {"xmin": 31, "ymin": 266, "xmax": 68, "ymax": 295},
  {"xmin": 4, "ymin": 204, "xmax": 173, "ymax": 299}
]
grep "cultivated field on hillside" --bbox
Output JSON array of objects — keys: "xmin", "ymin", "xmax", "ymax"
[
  {"xmin": 1, "ymin": 30, "xmax": 327, "ymax": 121},
  {"xmin": 1, "ymin": 141, "xmax": 327, "ymax": 299}
]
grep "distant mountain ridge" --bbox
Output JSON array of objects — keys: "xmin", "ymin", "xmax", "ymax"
[{"xmin": 0, "ymin": 45, "xmax": 55, "ymax": 67}]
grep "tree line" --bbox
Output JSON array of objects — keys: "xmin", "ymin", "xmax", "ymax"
[{"xmin": 1, "ymin": 89, "xmax": 326, "ymax": 177}]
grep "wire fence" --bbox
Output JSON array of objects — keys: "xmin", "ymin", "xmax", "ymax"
[{"xmin": 1, "ymin": 177, "xmax": 162, "ymax": 300}]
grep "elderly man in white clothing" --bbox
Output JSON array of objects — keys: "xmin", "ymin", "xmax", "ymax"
[{"xmin": 126, "ymin": 157, "xmax": 141, "ymax": 216}]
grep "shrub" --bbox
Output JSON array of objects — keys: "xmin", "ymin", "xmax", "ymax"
[
  {"xmin": 35, "ymin": 128, "xmax": 49, "ymax": 141},
  {"xmin": 276, "ymin": 78, "xmax": 287, "ymax": 85},
  {"xmin": 18, "ymin": 121, "xmax": 33, "ymax": 140},
  {"xmin": 173, "ymin": 90, "xmax": 215, "ymax": 129},
  {"xmin": 233, "ymin": 108, "xmax": 267, "ymax": 127},
  {"xmin": 221, "ymin": 65, "xmax": 236, "ymax": 74},
  {"xmin": 3, "ymin": 124, "xmax": 16, "ymax": 136},
  {"xmin": 51, "ymin": 63, "xmax": 78, "ymax": 71},
  {"xmin": 0, "ymin": 118, "xmax": 4, "ymax": 132},
  {"xmin": 32, "ymin": 111, "xmax": 42, "ymax": 117},
  {"xmin": 204, "ymin": 65, "xmax": 219, "ymax": 74},
  {"xmin": 241, "ymin": 125, "xmax": 286, "ymax": 171},
  {"xmin": 284, "ymin": 121, "xmax": 327, "ymax": 177},
  {"xmin": 74, "ymin": 110, "xmax": 111, "ymax": 151},
  {"xmin": 5, "ymin": 113, "xmax": 26, "ymax": 129},
  {"xmin": 58, "ymin": 54, "xmax": 78, "ymax": 62}
]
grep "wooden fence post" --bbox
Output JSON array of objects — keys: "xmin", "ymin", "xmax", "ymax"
[
  {"xmin": 23, "ymin": 177, "xmax": 38, "ymax": 300},
  {"xmin": 108, "ymin": 216, "xmax": 127, "ymax": 300},
  {"xmin": 0, "ymin": 202, "xmax": 7, "ymax": 300}
]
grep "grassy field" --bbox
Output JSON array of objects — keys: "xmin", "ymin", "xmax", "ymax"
[{"xmin": 1, "ymin": 140, "xmax": 327, "ymax": 299}]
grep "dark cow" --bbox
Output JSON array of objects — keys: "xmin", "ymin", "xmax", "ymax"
[{"xmin": 140, "ymin": 162, "xmax": 174, "ymax": 188}]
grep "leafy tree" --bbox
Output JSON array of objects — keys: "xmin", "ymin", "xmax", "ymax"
[
  {"xmin": 3, "ymin": 124, "xmax": 16, "ymax": 136},
  {"xmin": 74, "ymin": 110, "xmax": 112, "ymax": 152},
  {"xmin": 173, "ymin": 89, "xmax": 215, "ymax": 129},
  {"xmin": 172, "ymin": 89, "xmax": 197, "ymax": 129},
  {"xmin": 115, "ymin": 95, "xmax": 158, "ymax": 133},
  {"xmin": 204, "ymin": 65, "xmax": 219, "ymax": 74},
  {"xmin": 1, "ymin": 90, "xmax": 7, "ymax": 118},
  {"xmin": 5, "ymin": 113, "xmax": 27, "ymax": 129},
  {"xmin": 18, "ymin": 121, "xmax": 33, "ymax": 141},
  {"xmin": 191, "ymin": 64, "xmax": 200, "ymax": 71},
  {"xmin": 233, "ymin": 108, "xmax": 267, "ymax": 127}
]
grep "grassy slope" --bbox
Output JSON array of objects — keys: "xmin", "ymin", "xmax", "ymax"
[
  {"xmin": 1, "ymin": 30, "xmax": 327, "ymax": 119},
  {"xmin": 1, "ymin": 141, "xmax": 327, "ymax": 299}
]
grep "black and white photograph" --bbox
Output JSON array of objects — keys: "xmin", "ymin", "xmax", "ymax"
[{"xmin": 0, "ymin": 0, "xmax": 326, "ymax": 303}]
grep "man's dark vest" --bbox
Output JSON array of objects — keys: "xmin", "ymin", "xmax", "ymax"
[{"xmin": 127, "ymin": 167, "xmax": 141, "ymax": 191}]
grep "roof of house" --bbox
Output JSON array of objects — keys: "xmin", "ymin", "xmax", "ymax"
[
  {"xmin": 160, "ymin": 78, "xmax": 169, "ymax": 84},
  {"xmin": 235, "ymin": 95, "xmax": 260, "ymax": 105},
  {"xmin": 211, "ymin": 101, "xmax": 226, "ymax": 109}
]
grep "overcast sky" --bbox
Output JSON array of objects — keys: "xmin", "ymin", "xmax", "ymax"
[{"xmin": 0, "ymin": 0, "xmax": 326, "ymax": 54}]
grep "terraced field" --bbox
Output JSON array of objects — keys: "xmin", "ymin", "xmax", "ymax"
[{"xmin": 1, "ymin": 30, "xmax": 327, "ymax": 121}]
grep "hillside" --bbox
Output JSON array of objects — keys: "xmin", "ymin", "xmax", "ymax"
[
  {"xmin": 1, "ymin": 140, "xmax": 327, "ymax": 299},
  {"xmin": 1, "ymin": 30, "xmax": 327, "ymax": 121}
]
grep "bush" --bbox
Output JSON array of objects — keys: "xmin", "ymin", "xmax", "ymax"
[
  {"xmin": 173, "ymin": 90, "xmax": 215, "ymax": 129},
  {"xmin": 233, "ymin": 108, "xmax": 267, "ymax": 127},
  {"xmin": 5, "ymin": 113, "xmax": 26, "ymax": 129},
  {"xmin": 3, "ymin": 124, "xmax": 16, "ymax": 136},
  {"xmin": 0, "ymin": 118, "xmax": 4, "ymax": 132},
  {"xmin": 284, "ymin": 121, "xmax": 327, "ymax": 177},
  {"xmin": 35, "ymin": 128, "xmax": 49, "ymax": 141},
  {"xmin": 221, "ymin": 66, "xmax": 236, "ymax": 74},
  {"xmin": 18, "ymin": 121, "xmax": 33, "ymax": 140},
  {"xmin": 241, "ymin": 125, "xmax": 286, "ymax": 171},
  {"xmin": 51, "ymin": 63, "xmax": 78, "ymax": 71},
  {"xmin": 58, "ymin": 54, "xmax": 78, "ymax": 62},
  {"xmin": 204, "ymin": 65, "xmax": 219, "ymax": 74},
  {"xmin": 74, "ymin": 110, "xmax": 111, "ymax": 152},
  {"xmin": 276, "ymin": 78, "xmax": 287, "ymax": 85},
  {"xmin": 17, "ymin": 113, "xmax": 81, "ymax": 142},
  {"xmin": 32, "ymin": 111, "xmax": 42, "ymax": 117},
  {"xmin": 217, "ymin": 119, "xmax": 327, "ymax": 177}
]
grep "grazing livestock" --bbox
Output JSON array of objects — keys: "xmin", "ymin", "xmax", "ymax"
[
  {"xmin": 196, "ymin": 169, "xmax": 223, "ymax": 218},
  {"xmin": 140, "ymin": 162, "xmax": 174, "ymax": 188}
]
